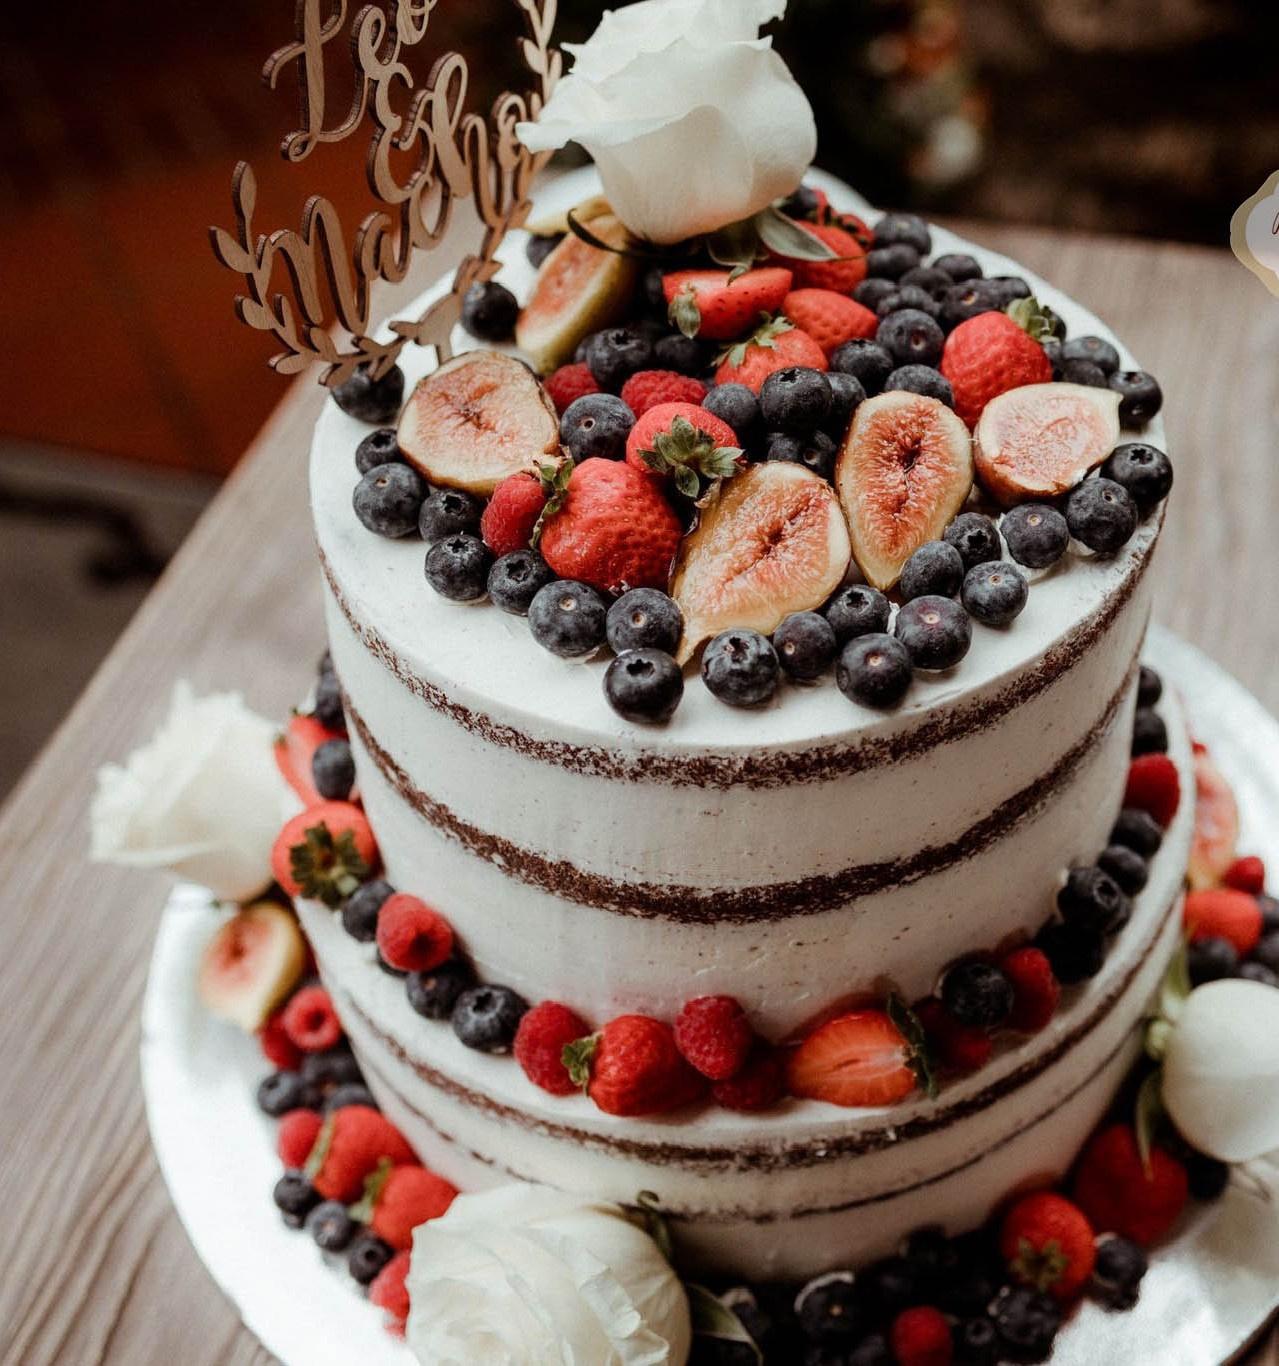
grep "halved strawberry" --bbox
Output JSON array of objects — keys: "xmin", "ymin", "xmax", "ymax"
[
  {"xmin": 274, "ymin": 714, "xmax": 345, "ymax": 806},
  {"xmin": 663, "ymin": 267, "xmax": 793, "ymax": 342},
  {"xmin": 786, "ymin": 1008, "xmax": 920, "ymax": 1107}
]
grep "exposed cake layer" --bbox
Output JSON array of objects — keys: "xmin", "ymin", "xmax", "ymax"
[{"xmin": 299, "ymin": 690, "xmax": 1193, "ymax": 1279}]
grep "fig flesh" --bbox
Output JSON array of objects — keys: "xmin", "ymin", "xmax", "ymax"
[
  {"xmin": 197, "ymin": 901, "xmax": 307, "ymax": 1032},
  {"xmin": 397, "ymin": 351, "xmax": 560, "ymax": 497},
  {"xmin": 835, "ymin": 391, "xmax": 973, "ymax": 591},
  {"xmin": 671, "ymin": 462, "xmax": 851, "ymax": 663},
  {"xmin": 975, "ymin": 382, "xmax": 1121, "ymax": 507},
  {"xmin": 1188, "ymin": 747, "xmax": 1240, "ymax": 890}
]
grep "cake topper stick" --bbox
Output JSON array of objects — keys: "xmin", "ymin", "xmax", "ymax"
[{"xmin": 210, "ymin": 0, "xmax": 560, "ymax": 388}]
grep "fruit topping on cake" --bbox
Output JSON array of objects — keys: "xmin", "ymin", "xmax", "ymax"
[
  {"xmin": 939, "ymin": 297, "xmax": 1057, "ymax": 428},
  {"xmin": 714, "ymin": 316, "xmax": 829, "ymax": 392},
  {"xmin": 663, "ymin": 266, "xmax": 793, "ymax": 341},
  {"xmin": 271, "ymin": 802, "xmax": 378, "ymax": 906},
  {"xmin": 197, "ymin": 901, "xmax": 307, "ymax": 1030},
  {"xmin": 781, "ymin": 289, "xmax": 879, "ymax": 355},
  {"xmin": 625, "ymin": 402, "xmax": 744, "ymax": 496},
  {"xmin": 564, "ymin": 1014, "xmax": 705, "ymax": 1117},
  {"xmin": 1187, "ymin": 744, "xmax": 1241, "ymax": 888},
  {"xmin": 999, "ymin": 1191, "xmax": 1096, "ymax": 1302},
  {"xmin": 785, "ymin": 1007, "xmax": 924, "ymax": 1108}
]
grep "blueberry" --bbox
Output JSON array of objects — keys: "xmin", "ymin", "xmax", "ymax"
[
  {"xmin": 836, "ymin": 633, "xmax": 913, "ymax": 708},
  {"xmin": 1188, "ymin": 935, "xmax": 1238, "ymax": 985},
  {"xmin": 824, "ymin": 583, "xmax": 892, "ymax": 644},
  {"xmin": 257, "ymin": 1070, "xmax": 310, "ymax": 1117},
  {"xmin": 956, "ymin": 1316, "xmax": 1001, "ymax": 1364},
  {"xmin": 418, "ymin": 487, "xmax": 482, "ymax": 544},
  {"xmin": 774, "ymin": 611, "xmax": 838, "ymax": 681},
  {"xmin": 1111, "ymin": 806, "xmax": 1163, "ymax": 857},
  {"xmin": 872, "ymin": 212, "xmax": 932, "ymax": 255},
  {"xmin": 1137, "ymin": 665, "xmax": 1163, "ymax": 708},
  {"xmin": 876, "ymin": 285, "xmax": 941, "ymax": 321},
  {"xmin": 526, "ymin": 232, "xmax": 564, "ymax": 269},
  {"xmin": 941, "ymin": 959, "xmax": 1014, "ymax": 1028},
  {"xmin": 795, "ymin": 1270, "xmax": 863, "ymax": 1343},
  {"xmin": 902, "ymin": 1224, "xmax": 959, "ymax": 1295},
  {"xmin": 830, "ymin": 339, "xmax": 895, "ymax": 395},
  {"xmin": 894, "ymin": 595, "xmax": 971, "ymax": 670},
  {"xmin": 939, "ymin": 280, "xmax": 1002, "ymax": 330},
  {"xmin": 604, "ymin": 649, "xmax": 684, "ymax": 723},
  {"xmin": 987, "ymin": 275, "xmax": 1032, "ymax": 305},
  {"xmin": 1262, "ymin": 897, "xmax": 1279, "ymax": 935},
  {"xmin": 1238, "ymin": 962, "xmax": 1279, "ymax": 987},
  {"xmin": 424, "ymin": 532, "xmax": 493, "ymax": 601},
  {"xmin": 703, "ymin": 384, "xmax": 762, "ymax": 444},
  {"xmin": 824, "ymin": 372, "xmax": 867, "ymax": 439},
  {"xmin": 702, "ymin": 630, "xmax": 780, "ymax": 707},
  {"xmin": 1035, "ymin": 920, "xmax": 1105, "ymax": 984},
  {"xmin": 760, "ymin": 366, "xmax": 833, "ymax": 436},
  {"xmin": 452, "ymin": 984, "xmax": 528, "ymax": 1052},
  {"xmin": 932, "ymin": 252, "xmax": 982, "ymax": 282},
  {"xmin": 1058, "ymin": 865, "xmax": 1129, "ymax": 935},
  {"xmin": 767, "ymin": 430, "xmax": 838, "ymax": 480},
  {"xmin": 1062, "ymin": 335, "xmax": 1120, "ymax": 376},
  {"xmin": 406, "ymin": 959, "xmax": 475, "ymax": 1020},
  {"xmin": 488, "ymin": 550, "xmax": 556, "ymax": 615},
  {"xmin": 938, "ymin": 1250, "xmax": 1001, "ymax": 1319},
  {"xmin": 274, "ymin": 1171, "xmax": 320, "ymax": 1219},
  {"xmin": 313, "ymin": 670, "xmax": 344, "ymax": 730},
  {"xmin": 899, "ymin": 265, "xmax": 955, "ymax": 297},
  {"xmin": 720, "ymin": 1286, "xmax": 772, "ymax": 1349},
  {"xmin": 354, "ymin": 427, "xmax": 402, "ymax": 474},
  {"xmin": 312, "ymin": 738, "xmax": 355, "ymax": 801},
  {"xmin": 654, "ymin": 332, "xmax": 713, "ymax": 376},
  {"xmin": 1001, "ymin": 503, "xmax": 1069, "ymax": 569},
  {"xmin": 1065, "ymin": 478, "xmax": 1138, "ymax": 553},
  {"xmin": 1038, "ymin": 305, "xmax": 1067, "ymax": 340},
  {"xmin": 1109, "ymin": 370, "xmax": 1163, "ymax": 427},
  {"xmin": 301, "ymin": 1045, "xmax": 363, "ymax": 1089},
  {"xmin": 991, "ymin": 1285, "xmax": 1060, "ymax": 1362},
  {"xmin": 899, "ymin": 541, "xmax": 964, "ymax": 600},
  {"xmin": 944, "ymin": 512, "xmax": 1002, "ymax": 570},
  {"xmin": 307, "ymin": 1200, "xmax": 357, "ymax": 1252},
  {"xmin": 883, "ymin": 365, "xmax": 953, "ymax": 407},
  {"xmin": 782, "ymin": 182, "xmax": 824, "ymax": 219},
  {"xmin": 607, "ymin": 588, "xmax": 684, "ymax": 654},
  {"xmin": 856, "ymin": 1256, "xmax": 919, "ymax": 1318},
  {"xmin": 560, "ymin": 393, "xmax": 636, "ymax": 462},
  {"xmin": 332, "ymin": 364, "xmax": 404, "ymax": 423},
  {"xmin": 585, "ymin": 327, "xmax": 655, "ymax": 392},
  {"xmin": 853, "ymin": 278, "xmax": 900, "ymax": 310},
  {"xmin": 1097, "ymin": 843, "xmax": 1148, "ymax": 895},
  {"xmin": 342, "ymin": 878, "xmax": 393, "ymax": 942},
  {"xmin": 347, "ymin": 1233, "xmax": 395, "ymax": 1285},
  {"xmin": 353, "ymin": 462, "xmax": 427, "ymax": 538},
  {"xmin": 325, "ymin": 1083, "xmax": 377, "ymax": 1112},
  {"xmin": 962, "ymin": 560, "xmax": 1028, "ymax": 627},
  {"xmin": 1132, "ymin": 707, "xmax": 1168, "ymax": 755},
  {"xmin": 846, "ymin": 1333, "xmax": 893, "ymax": 1366},
  {"xmin": 876, "ymin": 309, "xmax": 944, "ymax": 368},
  {"xmin": 865, "ymin": 243, "xmax": 921, "ymax": 280},
  {"xmin": 528, "ymin": 580, "xmax": 609, "ymax": 657},
  {"xmin": 1185, "ymin": 1151, "xmax": 1231, "ymax": 1201},
  {"xmin": 1101, "ymin": 441, "xmax": 1174, "ymax": 512},
  {"xmin": 1060, "ymin": 357, "xmax": 1109, "ymax": 388},
  {"xmin": 1042, "ymin": 336, "xmax": 1064, "ymax": 377},
  {"xmin": 1090, "ymin": 1235, "xmax": 1148, "ymax": 1310},
  {"xmin": 1253, "ymin": 929, "xmax": 1279, "ymax": 974},
  {"xmin": 461, "ymin": 280, "xmax": 519, "ymax": 342}
]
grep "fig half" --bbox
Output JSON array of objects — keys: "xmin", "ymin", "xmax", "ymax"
[
  {"xmin": 835, "ymin": 391, "xmax": 973, "ymax": 592},
  {"xmin": 1188, "ymin": 747, "xmax": 1240, "ymax": 890},
  {"xmin": 975, "ymin": 382, "xmax": 1121, "ymax": 507},
  {"xmin": 397, "ymin": 351, "xmax": 560, "ymax": 496},
  {"xmin": 671, "ymin": 463, "xmax": 851, "ymax": 663},
  {"xmin": 196, "ymin": 901, "xmax": 306, "ymax": 1032}
]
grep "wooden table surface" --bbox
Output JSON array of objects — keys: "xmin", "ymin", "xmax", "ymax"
[{"xmin": 2, "ymin": 222, "xmax": 1277, "ymax": 1365}]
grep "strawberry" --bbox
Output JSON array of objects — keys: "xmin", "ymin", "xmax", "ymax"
[
  {"xmin": 674, "ymin": 995, "xmax": 755, "ymax": 1081},
  {"xmin": 663, "ymin": 267, "xmax": 793, "ymax": 341},
  {"xmin": 714, "ymin": 317, "xmax": 829, "ymax": 393},
  {"xmin": 890, "ymin": 1306, "xmax": 952, "ymax": 1366},
  {"xmin": 1124, "ymin": 753, "xmax": 1181, "ymax": 829},
  {"xmin": 1224, "ymin": 855, "xmax": 1266, "ymax": 894},
  {"xmin": 481, "ymin": 471, "xmax": 548, "ymax": 556},
  {"xmin": 271, "ymin": 802, "xmax": 378, "ymax": 905},
  {"xmin": 625, "ymin": 402, "xmax": 743, "ymax": 497},
  {"xmin": 775, "ymin": 221, "xmax": 867, "ymax": 293},
  {"xmin": 1072, "ymin": 1123, "xmax": 1188, "ymax": 1247},
  {"xmin": 277, "ymin": 1107, "xmax": 323, "ymax": 1168},
  {"xmin": 710, "ymin": 1045, "xmax": 788, "ymax": 1112},
  {"xmin": 940, "ymin": 303, "xmax": 1055, "ymax": 428},
  {"xmin": 1000, "ymin": 946, "xmax": 1061, "ymax": 1033},
  {"xmin": 514, "ymin": 1001, "xmax": 590, "ymax": 1096},
  {"xmin": 782, "ymin": 289, "xmax": 878, "ymax": 356},
  {"xmin": 1000, "ymin": 1190, "xmax": 1096, "ymax": 1302},
  {"xmin": 620, "ymin": 369, "xmax": 708, "ymax": 416},
  {"xmin": 1183, "ymin": 887, "xmax": 1263, "ymax": 955},
  {"xmin": 786, "ymin": 1009, "xmax": 920, "ymax": 1108},
  {"xmin": 537, "ymin": 458, "xmax": 684, "ymax": 595},
  {"xmin": 274, "ymin": 714, "xmax": 345, "ymax": 806},
  {"xmin": 281, "ymin": 983, "xmax": 343, "ymax": 1053},
  {"xmin": 565, "ymin": 1014, "xmax": 705, "ymax": 1117},
  {"xmin": 369, "ymin": 1249, "xmax": 412, "ymax": 1335},
  {"xmin": 363, "ymin": 1162, "xmax": 458, "ymax": 1250},
  {"xmin": 305, "ymin": 1104, "xmax": 415, "ymax": 1202},
  {"xmin": 915, "ymin": 997, "xmax": 991, "ymax": 1073},
  {"xmin": 259, "ymin": 1008, "xmax": 303, "ymax": 1071},
  {"xmin": 544, "ymin": 361, "xmax": 600, "ymax": 414},
  {"xmin": 375, "ymin": 893, "xmax": 455, "ymax": 973}
]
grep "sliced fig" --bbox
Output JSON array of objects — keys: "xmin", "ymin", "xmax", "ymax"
[
  {"xmin": 197, "ymin": 901, "xmax": 306, "ymax": 1032},
  {"xmin": 1188, "ymin": 746, "xmax": 1241, "ymax": 890},
  {"xmin": 835, "ymin": 391, "xmax": 973, "ymax": 592},
  {"xmin": 671, "ymin": 463, "xmax": 851, "ymax": 663},
  {"xmin": 975, "ymin": 382, "xmax": 1121, "ymax": 507},
  {"xmin": 397, "ymin": 351, "xmax": 560, "ymax": 496},
  {"xmin": 523, "ymin": 194, "xmax": 613, "ymax": 238},
  {"xmin": 516, "ymin": 214, "xmax": 639, "ymax": 374}
]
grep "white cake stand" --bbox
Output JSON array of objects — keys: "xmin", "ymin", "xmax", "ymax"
[{"xmin": 141, "ymin": 627, "xmax": 1279, "ymax": 1365}]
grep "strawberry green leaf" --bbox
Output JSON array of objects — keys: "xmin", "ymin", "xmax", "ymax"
[
  {"xmin": 888, "ymin": 993, "xmax": 938, "ymax": 1100},
  {"xmin": 1134, "ymin": 1069, "xmax": 1166, "ymax": 1175},
  {"xmin": 669, "ymin": 284, "xmax": 702, "ymax": 340},
  {"xmin": 1005, "ymin": 296, "xmax": 1060, "ymax": 344},
  {"xmin": 290, "ymin": 823, "xmax": 370, "ymax": 909},
  {"xmin": 562, "ymin": 1034, "xmax": 599, "ymax": 1091},
  {"xmin": 531, "ymin": 461, "xmax": 573, "ymax": 546},
  {"xmin": 673, "ymin": 465, "xmax": 701, "ymax": 500},
  {"xmin": 753, "ymin": 205, "xmax": 839, "ymax": 261},
  {"xmin": 304, "ymin": 1114, "xmax": 335, "ymax": 1183},
  {"xmin": 348, "ymin": 1156, "xmax": 394, "ymax": 1223},
  {"xmin": 717, "ymin": 314, "xmax": 795, "ymax": 368}
]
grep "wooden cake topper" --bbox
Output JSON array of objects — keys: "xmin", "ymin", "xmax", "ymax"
[{"xmin": 211, "ymin": 0, "xmax": 561, "ymax": 387}]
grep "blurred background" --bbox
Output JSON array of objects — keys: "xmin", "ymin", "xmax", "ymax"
[{"xmin": 1, "ymin": 0, "xmax": 1276, "ymax": 796}]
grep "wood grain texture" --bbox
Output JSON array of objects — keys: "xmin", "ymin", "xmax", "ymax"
[{"xmin": 1, "ymin": 225, "xmax": 1276, "ymax": 1365}]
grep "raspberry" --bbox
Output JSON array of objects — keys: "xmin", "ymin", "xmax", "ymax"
[
  {"xmin": 1223, "ymin": 855, "xmax": 1266, "ymax": 894},
  {"xmin": 308, "ymin": 1105, "xmax": 416, "ymax": 1202},
  {"xmin": 710, "ymin": 1045, "xmax": 788, "ymax": 1111},
  {"xmin": 480, "ymin": 472, "xmax": 548, "ymax": 557},
  {"xmin": 368, "ymin": 1163, "xmax": 458, "ymax": 1250},
  {"xmin": 673, "ymin": 995, "xmax": 755, "ymax": 1080},
  {"xmin": 1124, "ymin": 753, "xmax": 1181, "ymax": 829},
  {"xmin": 916, "ymin": 997, "xmax": 992, "ymax": 1073},
  {"xmin": 999, "ymin": 946, "xmax": 1061, "ymax": 1033},
  {"xmin": 514, "ymin": 1001, "xmax": 590, "ymax": 1095},
  {"xmin": 260, "ymin": 1009, "xmax": 303, "ymax": 1071},
  {"xmin": 369, "ymin": 1249, "xmax": 412, "ymax": 1335},
  {"xmin": 277, "ymin": 1107, "xmax": 324, "ymax": 1168},
  {"xmin": 544, "ymin": 362, "xmax": 600, "ymax": 415},
  {"xmin": 620, "ymin": 369, "xmax": 708, "ymax": 416},
  {"xmin": 890, "ymin": 1304, "xmax": 953, "ymax": 1366},
  {"xmin": 375, "ymin": 894, "xmax": 455, "ymax": 973},
  {"xmin": 281, "ymin": 985, "xmax": 343, "ymax": 1053}
]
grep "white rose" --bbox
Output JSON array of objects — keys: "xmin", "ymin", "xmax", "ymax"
[
  {"xmin": 406, "ymin": 1185, "xmax": 692, "ymax": 1365},
  {"xmin": 517, "ymin": 0, "xmax": 816, "ymax": 244},
  {"xmin": 1161, "ymin": 979, "xmax": 1279, "ymax": 1163},
  {"xmin": 90, "ymin": 682, "xmax": 296, "ymax": 902}
]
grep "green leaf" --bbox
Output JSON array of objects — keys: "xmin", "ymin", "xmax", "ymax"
[
  {"xmin": 348, "ymin": 1157, "xmax": 394, "ymax": 1223},
  {"xmin": 716, "ymin": 314, "xmax": 794, "ymax": 369},
  {"xmin": 706, "ymin": 217, "xmax": 763, "ymax": 277},
  {"xmin": 687, "ymin": 1284, "xmax": 763, "ymax": 1364},
  {"xmin": 289, "ymin": 823, "xmax": 370, "ymax": 909},
  {"xmin": 888, "ymin": 993, "xmax": 938, "ymax": 1100},
  {"xmin": 561, "ymin": 1034, "xmax": 599, "ymax": 1091},
  {"xmin": 531, "ymin": 461, "xmax": 572, "ymax": 547},
  {"xmin": 303, "ymin": 1113, "xmax": 335, "ymax": 1183},
  {"xmin": 1005, "ymin": 296, "xmax": 1061, "ymax": 344},
  {"xmin": 668, "ymin": 284, "xmax": 702, "ymax": 340},
  {"xmin": 1134, "ymin": 1068, "xmax": 1165, "ymax": 1175},
  {"xmin": 753, "ymin": 205, "xmax": 838, "ymax": 261},
  {"xmin": 1157, "ymin": 940, "xmax": 1193, "ymax": 1025},
  {"xmin": 630, "ymin": 1191, "xmax": 675, "ymax": 1264},
  {"xmin": 673, "ymin": 466, "xmax": 700, "ymax": 500}
]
